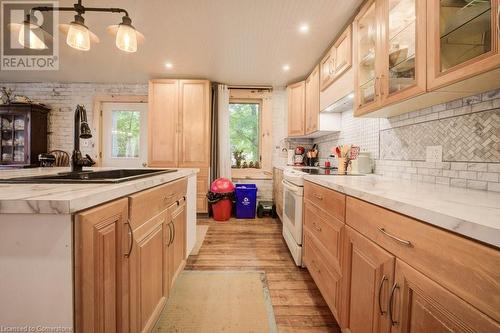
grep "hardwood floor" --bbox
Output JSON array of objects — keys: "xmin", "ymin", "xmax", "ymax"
[{"xmin": 185, "ymin": 217, "xmax": 341, "ymax": 332}]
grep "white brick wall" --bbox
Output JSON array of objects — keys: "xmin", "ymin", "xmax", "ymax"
[
  {"xmin": 1, "ymin": 82, "xmax": 147, "ymax": 157},
  {"xmin": 311, "ymin": 88, "xmax": 500, "ymax": 192}
]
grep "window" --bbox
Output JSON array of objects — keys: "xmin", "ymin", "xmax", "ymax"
[
  {"xmin": 229, "ymin": 101, "xmax": 261, "ymax": 169},
  {"xmin": 111, "ymin": 110, "xmax": 140, "ymax": 158}
]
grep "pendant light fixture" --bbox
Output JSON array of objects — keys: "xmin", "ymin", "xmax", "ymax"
[
  {"xmin": 66, "ymin": 14, "xmax": 90, "ymax": 51},
  {"xmin": 115, "ymin": 16, "xmax": 137, "ymax": 53},
  {"xmin": 22, "ymin": 0, "xmax": 143, "ymax": 52}
]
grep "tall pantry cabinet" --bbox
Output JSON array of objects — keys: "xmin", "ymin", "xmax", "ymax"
[{"xmin": 148, "ymin": 79, "xmax": 211, "ymax": 213}]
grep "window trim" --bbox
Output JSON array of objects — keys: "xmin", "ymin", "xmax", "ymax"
[{"xmin": 229, "ymin": 98, "xmax": 263, "ymax": 170}]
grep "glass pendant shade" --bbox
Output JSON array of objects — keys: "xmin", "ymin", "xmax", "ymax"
[
  {"xmin": 18, "ymin": 22, "xmax": 47, "ymax": 49},
  {"xmin": 66, "ymin": 22, "xmax": 90, "ymax": 51},
  {"xmin": 116, "ymin": 23, "xmax": 137, "ymax": 53}
]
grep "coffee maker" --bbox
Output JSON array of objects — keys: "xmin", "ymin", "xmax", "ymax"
[{"xmin": 294, "ymin": 146, "xmax": 306, "ymax": 165}]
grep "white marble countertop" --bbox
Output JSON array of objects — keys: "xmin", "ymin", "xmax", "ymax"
[
  {"xmin": 304, "ymin": 174, "xmax": 500, "ymax": 248},
  {"xmin": 0, "ymin": 167, "xmax": 198, "ymax": 214}
]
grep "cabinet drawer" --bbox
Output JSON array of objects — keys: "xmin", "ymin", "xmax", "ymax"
[
  {"xmin": 303, "ymin": 200, "xmax": 344, "ymax": 275},
  {"xmin": 304, "ymin": 231, "xmax": 342, "ymax": 321},
  {"xmin": 304, "ymin": 181, "xmax": 345, "ymax": 222},
  {"xmin": 346, "ymin": 196, "xmax": 500, "ymax": 322},
  {"xmin": 129, "ymin": 178, "xmax": 187, "ymax": 230}
]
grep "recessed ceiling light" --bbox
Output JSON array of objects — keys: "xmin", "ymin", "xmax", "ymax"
[
  {"xmin": 165, "ymin": 62, "xmax": 173, "ymax": 69},
  {"xmin": 299, "ymin": 23, "xmax": 309, "ymax": 34},
  {"xmin": 282, "ymin": 64, "xmax": 290, "ymax": 71}
]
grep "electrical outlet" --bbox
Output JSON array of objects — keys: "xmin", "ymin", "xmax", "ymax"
[{"xmin": 426, "ymin": 145, "xmax": 442, "ymax": 163}]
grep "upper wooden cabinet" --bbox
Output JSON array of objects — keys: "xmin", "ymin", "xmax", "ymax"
[
  {"xmin": 353, "ymin": 0, "xmax": 500, "ymax": 117},
  {"xmin": 354, "ymin": 0, "xmax": 427, "ymax": 116},
  {"xmin": 178, "ymin": 80, "xmax": 211, "ymax": 168},
  {"xmin": 427, "ymin": 0, "xmax": 500, "ymax": 90},
  {"xmin": 148, "ymin": 80, "xmax": 179, "ymax": 167},
  {"xmin": 287, "ymin": 81, "xmax": 306, "ymax": 137},
  {"xmin": 320, "ymin": 26, "xmax": 353, "ymax": 91},
  {"xmin": 148, "ymin": 79, "xmax": 210, "ymax": 168},
  {"xmin": 305, "ymin": 65, "xmax": 320, "ymax": 135}
]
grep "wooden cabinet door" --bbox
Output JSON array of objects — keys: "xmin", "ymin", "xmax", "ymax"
[
  {"xmin": 354, "ymin": 0, "xmax": 384, "ymax": 116},
  {"xmin": 148, "ymin": 80, "xmax": 179, "ymax": 167},
  {"xmin": 178, "ymin": 80, "xmax": 211, "ymax": 168},
  {"xmin": 343, "ymin": 226, "xmax": 395, "ymax": 333},
  {"xmin": 379, "ymin": 0, "xmax": 426, "ymax": 105},
  {"xmin": 287, "ymin": 81, "xmax": 306, "ymax": 137},
  {"xmin": 390, "ymin": 259, "xmax": 500, "ymax": 333},
  {"xmin": 334, "ymin": 26, "xmax": 353, "ymax": 78},
  {"xmin": 168, "ymin": 199, "xmax": 187, "ymax": 288},
  {"xmin": 320, "ymin": 48, "xmax": 336, "ymax": 91},
  {"xmin": 129, "ymin": 212, "xmax": 167, "ymax": 333},
  {"xmin": 427, "ymin": 0, "xmax": 500, "ymax": 91},
  {"xmin": 75, "ymin": 198, "xmax": 128, "ymax": 333},
  {"xmin": 305, "ymin": 65, "xmax": 320, "ymax": 135},
  {"xmin": 162, "ymin": 218, "xmax": 172, "ymax": 299}
]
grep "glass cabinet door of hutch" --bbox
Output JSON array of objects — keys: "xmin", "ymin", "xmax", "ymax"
[{"xmin": 1, "ymin": 113, "xmax": 27, "ymax": 165}]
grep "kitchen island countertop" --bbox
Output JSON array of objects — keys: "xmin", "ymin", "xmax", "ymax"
[{"xmin": 0, "ymin": 167, "xmax": 198, "ymax": 214}]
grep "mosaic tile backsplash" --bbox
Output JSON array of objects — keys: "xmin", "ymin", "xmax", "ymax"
[{"xmin": 312, "ymin": 88, "xmax": 500, "ymax": 192}]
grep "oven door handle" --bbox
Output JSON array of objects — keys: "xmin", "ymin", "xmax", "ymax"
[{"xmin": 282, "ymin": 179, "xmax": 301, "ymax": 194}]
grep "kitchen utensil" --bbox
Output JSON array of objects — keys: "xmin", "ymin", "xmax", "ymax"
[{"xmin": 350, "ymin": 146, "xmax": 360, "ymax": 160}]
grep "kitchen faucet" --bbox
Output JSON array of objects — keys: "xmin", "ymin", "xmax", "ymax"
[{"xmin": 72, "ymin": 104, "xmax": 95, "ymax": 172}]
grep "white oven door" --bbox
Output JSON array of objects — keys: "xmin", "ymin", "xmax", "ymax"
[{"xmin": 281, "ymin": 179, "xmax": 303, "ymax": 246}]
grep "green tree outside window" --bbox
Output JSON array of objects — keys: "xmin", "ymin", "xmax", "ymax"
[{"xmin": 229, "ymin": 103, "xmax": 260, "ymax": 168}]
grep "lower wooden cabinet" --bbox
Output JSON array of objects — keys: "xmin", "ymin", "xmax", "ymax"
[
  {"xmin": 343, "ymin": 225, "xmax": 394, "ymax": 333},
  {"xmin": 166, "ymin": 197, "xmax": 187, "ymax": 290},
  {"xmin": 303, "ymin": 180, "xmax": 500, "ymax": 333},
  {"xmin": 391, "ymin": 260, "xmax": 500, "ymax": 333},
  {"xmin": 129, "ymin": 211, "xmax": 167, "ymax": 333},
  {"xmin": 75, "ymin": 198, "xmax": 129, "ymax": 333},
  {"xmin": 75, "ymin": 180, "xmax": 188, "ymax": 333}
]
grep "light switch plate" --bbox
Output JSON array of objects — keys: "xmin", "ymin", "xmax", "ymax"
[{"xmin": 426, "ymin": 145, "xmax": 442, "ymax": 163}]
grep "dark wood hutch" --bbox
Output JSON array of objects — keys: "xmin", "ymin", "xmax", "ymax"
[{"xmin": 0, "ymin": 103, "xmax": 50, "ymax": 168}]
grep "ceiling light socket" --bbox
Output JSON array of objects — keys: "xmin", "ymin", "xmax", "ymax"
[
  {"xmin": 165, "ymin": 62, "xmax": 173, "ymax": 69},
  {"xmin": 282, "ymin": 64, "xmax": 290, "ymax": 71}
]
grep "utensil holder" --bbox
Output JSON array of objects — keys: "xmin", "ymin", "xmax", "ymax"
[{"xmin": 337, "ymin": 158, "xmax": 349, "ymax": 174}]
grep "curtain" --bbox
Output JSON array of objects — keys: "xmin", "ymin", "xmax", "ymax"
[
  {"xmin": 217, "ymin": 84, "xmax": 231, "ymax": 179},
  {"xmin": 210, "ymin": 83, "xmax": 219, "ymax": 183}
]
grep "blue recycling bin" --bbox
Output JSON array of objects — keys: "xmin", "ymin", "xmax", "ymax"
[{"xmin": 235, "ymin": 184, "xmax": 258, "ymax": 219}]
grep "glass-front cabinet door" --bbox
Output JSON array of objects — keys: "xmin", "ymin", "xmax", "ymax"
[
  {"xmin": 382, "ymin": 0, "xmax": 427, "ymax": 103},
  {"xmin": 1, "ymin": 112, "xmax": 27, "ymax": 166},
  {"xmin": 354, "ymin": 0, "xmax": 381, "ymax": 115},
  {"xmin": 427, "ymin": 0, "xmax": 500, "ymax": 90}
]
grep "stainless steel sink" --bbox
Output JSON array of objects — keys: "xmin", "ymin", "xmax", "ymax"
[{"xmin": 0, "ymin": 169, "xmax": 177, "ymax": 184}]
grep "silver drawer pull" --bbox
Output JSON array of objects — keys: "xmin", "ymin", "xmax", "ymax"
[{"xmin": 378, "ymin": 228, "xmax": 412, "ymax": 247}]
